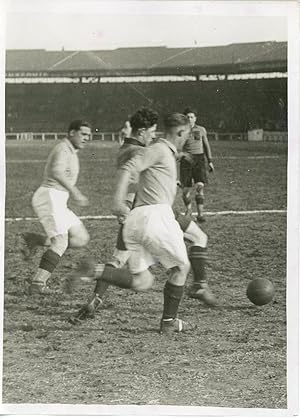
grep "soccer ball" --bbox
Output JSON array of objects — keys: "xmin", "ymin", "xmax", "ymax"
[{"xmin": 246, "ymin": 278, "xmax": 275, "ymax": 306}]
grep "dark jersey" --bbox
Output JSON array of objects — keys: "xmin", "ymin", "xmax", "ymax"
[{"xmin": 116, "ymin": 137, "xmax": 145, "ymax": 169}]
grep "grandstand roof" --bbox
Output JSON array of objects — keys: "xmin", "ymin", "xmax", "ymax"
[{"xmin": 6, "ymin": 41, "xmax": 287, "ymax": 77}]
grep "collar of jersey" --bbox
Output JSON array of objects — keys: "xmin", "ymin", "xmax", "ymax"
[
  {"xmin": 124, "ymin": 137, "xmax": 145, "ymax": 147},
  {"xmin": 192, "ymin": 124, "xmax": 201, "ymax": 131},
  {"xmin": 155, "ymin": 138, "xmax": 178, "ymax": 156},
  {"xmin": 64, "ymin": 138, "xmax": 78, "ymax": 153}
]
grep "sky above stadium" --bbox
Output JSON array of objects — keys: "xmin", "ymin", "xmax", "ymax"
[{"xmin": 4, "ymin": 0, "xmax": 289, "ymax": 50}]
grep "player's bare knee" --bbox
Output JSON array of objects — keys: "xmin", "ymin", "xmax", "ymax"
[
  {"xmin": 182, "ymin": 260, "xmax": 191, "ymax": 276},
  {"xmin": 168, "ymin": 262, "xmax": 190, "ymax": 286},
  {"xmin": 79, "ymin": 229, "xmax": 90, "ymax": 246},
  {"xmin": 195, "ymin": 182, "xmax": 204, "ymax": 194},
  {"xmin": 50, "ymin": 234, "xmax": 68, "ymax": 256},
  {"xmin": 199, "ymin": 230, "xmax": 208, "ymax": 247},
  {"xmin": 68, "ymin": 226, "xmax": 90, "ymax": 248},
  {"xmin": 131, "ymin": 271, "xmax": 154, "ymax": 291}
]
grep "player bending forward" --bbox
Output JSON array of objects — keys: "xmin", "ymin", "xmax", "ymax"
[
  {"xmin": 69, "ymin": 108, "xmax": 216, "ymax": 324},
  {"xmin": 21, "ymin": 120, "xmax": 91, "ymax": 294},
  {"xmin": 70, "ymin": 112, "xmax": 212, "ymax": 334}
]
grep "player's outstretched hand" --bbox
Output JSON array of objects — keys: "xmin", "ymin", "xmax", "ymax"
[{"xmin": 208, "ymin": 162, "xmax": 215, "ymax": 172}]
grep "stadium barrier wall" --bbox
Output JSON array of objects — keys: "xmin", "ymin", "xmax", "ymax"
[
  {"xmin": 248, "ymin": 129, "xmax": 287, "ymax": 142},
  {"xmin": 5, "ymin": 79, "xmax": 287, "ymax": 133},
  {"xmin": 5, "ymin": 132, "xmax": 122, "ymax": 142},
  {"xmin": 6, "ymin": 131, "xmax": 287, "ymax": 142},
  {"xmin": 263, "ymin": 131, "xmax": 288, "ymax": 142}
]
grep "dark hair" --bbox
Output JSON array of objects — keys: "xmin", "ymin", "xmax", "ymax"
[
  {"xmin": 130, "ymin": 107, "xmax": 158, "ymax": 131},
  {"xmin": 164, "ymin": 113, "xmax": 189, "ymax": 130},
  {"xmin": 68, "ymin": 120, "xmax": 91, "ymax": 133},
  {"xmin": 183, "ymin": 107, "xmax": 197, "ymax": 117}
]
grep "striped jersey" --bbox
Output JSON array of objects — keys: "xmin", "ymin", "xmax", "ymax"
[
  {"xmin": 183, "ymin": 124, "xmax": 207, "ymax": 155},
  {"xmin": 41, "ymin": 138, "xmax": 79, "ymax": 192}
]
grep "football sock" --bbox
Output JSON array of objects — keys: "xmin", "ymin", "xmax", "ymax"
[
  {"xmin": 189, "ymin": 245, "xmax": 208, "ymax": 288},
  {"xmin": 195, "ymin": 194, "xmax": 204, "ymax": 205},
  {"xmin": 195, "ymin": 193, "xmax": 204, "ymax": 217},
  {"xmin": 195, "ymin": 194, "xmax": 204, "ymax": 217},
  {"xmin": 39, "ymin": 249, "xmax": 61, "ymax": 272},
  {"xmin": 97, "ymin": 264, "xmax": 133, "ymax": 289},
  {"xmin": 115, "ymin": 225, "xmax": 127, "ymax": 251},
  {"xmin": 94, "ymin": 279, "xmax": 110, "ymax": 297},
  {"xmin": 92, "ymin": 252, "xmax": 132, "ymax": 298},
  {"xmin": 32, "ymin": 249, "xmax": 61, "ymax": 286},
  {"xmin": 162, "ymin": 281, "xmax": 185, "ymax": 319}
]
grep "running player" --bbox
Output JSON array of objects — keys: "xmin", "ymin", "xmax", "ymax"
[
  {"xmin": 22, "ymin": 120, "xmax": 91, "ymax": 294},
  {"xmin": 70, "ymin": 112, "xmax": 214, "ymax": 334},
  {"xmin": 179, "ymin": 108, "xmax": 214, "ymax": 223},
  {"xmin": 69, "ymin": 108, "xmax": 216, "ymax": 324}
]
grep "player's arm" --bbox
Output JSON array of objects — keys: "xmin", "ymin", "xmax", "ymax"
[
  {"xmin": 202, "ymin": 129, "xmax": 214, "ymax": 172},
  {"xmin": 112, "ymin": 146, "xmax": 159, "ymax": 217},
  {"xmin": 49, "ymin": 148, "xmax": 89, "ymax": 206},
  {"xmin": 177, "ymin": 151, "xmax": 193, "ymax": 163},
  {"xmin": 177, "ymin": 137, "xmax": 193, "ymax": 163}
]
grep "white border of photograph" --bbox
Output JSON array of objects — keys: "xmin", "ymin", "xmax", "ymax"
[{"xmin": 0, "ymin": 0, "xmax": 299, "ymax": 417}]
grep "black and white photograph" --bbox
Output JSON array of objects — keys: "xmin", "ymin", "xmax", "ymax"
[{"xmin": 1, "ymin": 0, "xmax": 299, "ymax": 416}]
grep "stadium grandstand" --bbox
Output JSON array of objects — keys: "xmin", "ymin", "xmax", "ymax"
[{"xmin": 5, "ymin": 41, "xmax": 287, "ymax": 140}]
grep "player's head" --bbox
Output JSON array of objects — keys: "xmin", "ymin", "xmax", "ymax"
[
  {"xmin": 68, "ymin": 120, "xmax": 91, "ymax": 149},
  {"xmin": 124, "ymin": 121, "xmax": 131, "ymax": 129},
  {"xmin": 163, "ymin": 113, "xmax": 189, "ymax": 151},
  {"xmin": 130, "ymin": 107, "xmax": 158, "ymax": 146},
  {"xmin": 121, "ymin": 120, "xmax": 132, "ymax": 139},
  {"xmin": 183, "ymin": 107, "xmax": 197, "ymax": 127}
]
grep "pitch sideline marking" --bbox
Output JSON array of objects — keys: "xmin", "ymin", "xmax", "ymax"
[{"xmin": 5, "ymin": 209, "xmax": 287, "ymax": 222}]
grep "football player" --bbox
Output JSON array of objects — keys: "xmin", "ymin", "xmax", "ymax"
[
  {"xmin": 179, "ymin": 108, "xmax": 214, "ymax": 223},
  {"xmin": 21, "ymin": 120, "xmax": 91, "ymax": 294},
  {"xmin": 69, "ymin": 109, "xmax": 216, "ymax": 333}
]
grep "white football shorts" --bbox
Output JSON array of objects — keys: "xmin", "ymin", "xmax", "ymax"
[
  {"xmin": 123, "ymin": 204, "xmax": 189, "ymax": 274},
  {"xmin": 32, "ymin": 186, "xmax": 82, "ymax": 238}
]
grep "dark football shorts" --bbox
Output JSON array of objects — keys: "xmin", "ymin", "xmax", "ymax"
[{"xmin": 180, "ymin": 153, "xmax": 208, "ymax": 187}]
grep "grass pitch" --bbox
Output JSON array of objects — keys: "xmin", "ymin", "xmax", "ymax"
[{"xmin": 3, "ymin": 140, "xmax": 287, "ymax": 408}]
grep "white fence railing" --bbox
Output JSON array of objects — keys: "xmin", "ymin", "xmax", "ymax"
[
  {"xmin": 5, "ymin": 132, "xmax": 122, "ymax": 142},
  {"xmin": 5, "ymin": 131, "xmax": 287, "ymax": 142}
]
